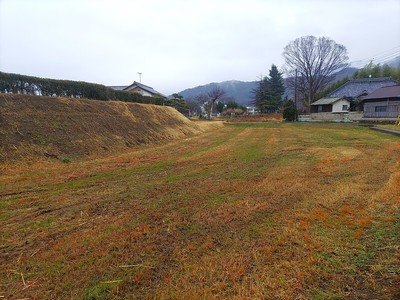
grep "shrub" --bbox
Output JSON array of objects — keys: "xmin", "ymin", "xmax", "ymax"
[
  {"xmin": 283, "ymin": 100, "xmax": 298, "ymax": 121},
  {"xmin": 0, "ymin": 71, "xmax": 164, "ymax": 106}
]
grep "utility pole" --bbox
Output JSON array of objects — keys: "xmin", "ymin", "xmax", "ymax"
[
  {"xmin": 137, "ymin": 72, "xmax": 142, "ymax": 83},
  {"xmin": 294, "ymin": 69, "xmax": 298, "ymax": 107},
  {"xmin": 294, "ymin": 68, "xmax": 298, "ymax": 121}
]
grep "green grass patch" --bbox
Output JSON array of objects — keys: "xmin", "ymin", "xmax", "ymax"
[
  {"xmin": 30, "ymin": 216, "xmax": 58, "ymax": 231},
  {"xmin": 83, "ymin": 281, "xmax": 120, "ymax": 300}
]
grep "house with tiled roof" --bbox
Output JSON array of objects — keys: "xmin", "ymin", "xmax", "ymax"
[
  {"xmin": 109, "ymin": 81, "xmax": 166, "ymax": 98},
  {"xmin": 311, "ymin": 97, "xmax": 350, "ymax": 113},
  {"xmin": 305, "ymin": 77, "xmax": 399, "ymax": 122},
  {"xmin": 328, "ymin": 77, "xmax": 398, "ymax": 99},
  {"xmin": 311, "ymin": 77, "xmax": 399, "ymax": 112},
  {"xmin": 361, "ymin": 85, "xmax": 400, "ymax": 118}
]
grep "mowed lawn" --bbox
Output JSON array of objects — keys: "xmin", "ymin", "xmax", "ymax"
[{"xmin": 1, "ymin": 123, "xmax": 399, "ymax": 299}]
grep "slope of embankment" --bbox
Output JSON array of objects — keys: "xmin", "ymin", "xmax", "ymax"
[{"xmin": 0, "ymin": 94, "xmax": 209, "ymax": 162}]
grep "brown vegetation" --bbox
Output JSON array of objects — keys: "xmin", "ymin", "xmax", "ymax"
[
  {"xmin": 226, "ymin": 113, "xmax": 283, "ymax": 123},
  {"xmin": 0, "ymin": 94, "xmax": 211, "ymax": 163},
  {"xmin": 0, "ymin": 111, "xmax": 399, "ymax": 299}
]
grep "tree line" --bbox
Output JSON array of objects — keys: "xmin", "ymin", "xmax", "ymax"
[
  {"xmin": 352, "ymin": 62, "xmax": 400, "ymax": 81},
  {"xmin": 0, "ymin": 71, "xmax": 165, "ymax": 105}
]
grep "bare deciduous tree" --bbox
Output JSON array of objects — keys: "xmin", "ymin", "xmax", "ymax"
[
  {"xmin": 283, "ymin": 36, "xmax": 348, "ymax": 112},
  {"xmin": 196, "ymin": 87, "xmax": 227, "ymax": 119},
  {"xmin": 206, "ymin": 87, "xmax": 226, "ymax": 119},
  {"xmin": 185, "ymin": 96, "xmax": 202, "ymax": 116}
]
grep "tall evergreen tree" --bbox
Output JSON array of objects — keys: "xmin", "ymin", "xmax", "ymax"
[{"xmin": 253, "ymin": 64, "xmax": 285, "ymax": 113}]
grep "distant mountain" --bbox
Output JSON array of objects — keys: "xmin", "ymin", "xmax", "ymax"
[
  {"xmin": 177, "ymin": 80, "xmax": 258, "ymax": 106},
  {"xmin": 386, "ymin": 55, "xmax": 400, "ymax": 68},
  {"xmin": 176, "ymin": 55, "xmax": 400, "ymax": 105},
  {"xmin": 176, "ymin": 66, "xmax": 383, "ymax": 105},
  {"xmin": 177, "ymin": 68, "xmax": 360, "ymax": 106},
  {"xmin": 332, "ymin": 67, "xmax": 359, "ymax": 81}
]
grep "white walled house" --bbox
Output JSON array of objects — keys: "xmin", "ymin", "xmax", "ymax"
[{"xmin": 311, "ymin": 97, "xmax": 350, "ymax": 113}]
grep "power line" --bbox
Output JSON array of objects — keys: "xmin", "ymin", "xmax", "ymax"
[
  {"xmin": 353, "ymin": 45, "xmax": 400, "ymax": 62},
  {"xmin": 348, "ymin": 45, "xmax": 400, "ymax": 67}
]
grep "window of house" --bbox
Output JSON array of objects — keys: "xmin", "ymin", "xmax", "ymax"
[
  {"xmin": 375, "ymin": 106, "xmax": 387, "ymax": 112},
  {"xmin": 342, "ymin": 105, "xmax": 348, "ymax": 111}
]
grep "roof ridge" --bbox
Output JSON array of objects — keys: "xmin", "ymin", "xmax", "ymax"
[
  {"xmin": 133, "ymin": 81, "xmax": 154, "ymax": 89},
  {"xmin": 349, "ymin": 77, "xmax": 393, "ymax": 82}
]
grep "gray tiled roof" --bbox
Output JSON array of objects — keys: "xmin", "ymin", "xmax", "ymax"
[
  {"xmin": 109, "ymin": 86, "xmax": 128, "ymax": 90},
  {"xmin": 125, "ymin": 81, "xmax": 164, "ymax": 97},
  {"xmin": 362, "ymin": 85, "xmax": 400, "ymax": 100},
  {"xmin": 311, "ymin": 97, "xmax": 344, "ymax": 105},
  {"xmin": 108, "ymin": 81, "xmax": 165, "ymax": 98},
  {"xmin": 328, "ymin": 77, "xmax": 399, "ymax": 98}
]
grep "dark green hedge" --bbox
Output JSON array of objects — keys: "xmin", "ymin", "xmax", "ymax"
[{"xmin": 0, "ymin": 71, "xmax": 164, "ymax": 105}]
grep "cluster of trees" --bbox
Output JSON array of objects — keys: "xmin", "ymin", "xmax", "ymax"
[
  {"xmin": 186, "ymin": 87, "xmax": 248, "ymax": 119},
  {"xmin": 190, "ymin": 65, "xmax": 286, "ymax": 119},
  {"xmin": 252, "ymin": 64, "xmax": 285, "ymax": 113},
  {"xmin": 217, "ymin": 100, "xmax": 247, "ymax": 116},
  {"xmin": 0, "ymin": 71, "xmax": 164, "ymax": 105},
  {"xmin": 165, "ymin": 93, "xmax": 190, "ymax": 114},
  {"xmin": 190, "ymin": 87, "xmax": 227, "ymax": 119},
  {"xmin": 352, "ymin": 62, "xmax": 400, "ymax": 81}
]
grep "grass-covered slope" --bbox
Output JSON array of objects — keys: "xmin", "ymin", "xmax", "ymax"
[{"xmin": 0, "ymin": 93, "xmax": 205, "ymax": 162}]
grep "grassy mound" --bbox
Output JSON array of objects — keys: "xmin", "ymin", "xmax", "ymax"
[{"xmin": 0, "ymin": 93, "xmax": 207, "ymax": 162}]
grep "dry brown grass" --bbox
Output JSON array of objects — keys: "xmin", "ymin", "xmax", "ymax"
[
  {"xmin": 0, "ymin": 121, "xmax": 399, "ymax": 299},
  {"xmin": 225, "ymin": 113, "xmax": 283, "ymax": 123},
  {"xmin": 0, "ymin": 93, "xmax": 212, "ymax": 163}
]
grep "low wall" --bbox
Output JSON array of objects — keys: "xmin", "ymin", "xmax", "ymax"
[{"xmin": 298, "ymin": 112, "xmax": 363, "ymax": 123}]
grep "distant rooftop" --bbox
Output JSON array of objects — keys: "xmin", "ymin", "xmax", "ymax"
[
  {"xmin": 362, "ymin": 85, "xmax": 400, "ymax": 100},
  {"xmin": 311, "ymin": 97, "xmax": 344, "ymax": 106},
  {"xmin": 125, "ymin": 81, "xmax": 164, "ymax": 96},
  {"xmin": 328, "ymin": 77, "xmax": 399, "ymax": 98},
  {"xmin": 109, "ymin": 81, "xmax": 165, "ymax": 97},
  {"xmin": 109, "ymin": 85, "xmax": 128, "ymax": 91}
]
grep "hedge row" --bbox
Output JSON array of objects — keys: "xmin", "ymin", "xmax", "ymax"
[{"xmin": 0, "ymin": 71, "xmax": 164, "ymax": 105}]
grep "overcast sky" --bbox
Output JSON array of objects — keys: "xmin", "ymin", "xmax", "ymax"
[{"xmin": 1, "ymin": 0, "xmax": 399, "ymax": 95}]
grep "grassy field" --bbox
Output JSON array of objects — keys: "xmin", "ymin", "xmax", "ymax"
[
  {"xmin": 377, "ymin": 124, "xmax": 400, "ymax": 132},
  {"xmin": 1, "ymin": 123, "xmax": 399, "ymax": 299}
]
